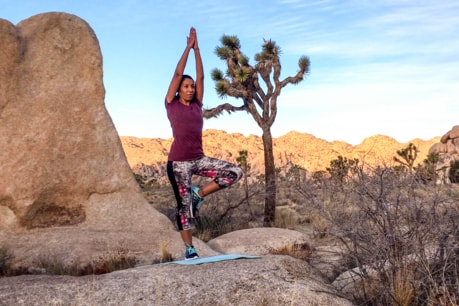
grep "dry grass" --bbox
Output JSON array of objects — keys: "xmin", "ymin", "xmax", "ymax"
[
  {"xmin": 0, "ymin": 247, "xmax": 140, "ymax": 277},
  {"xmin": 393, "ymin": 267, "xmax": 415, "ymax": 306},
  {"xmin": 267, "ymin": 243, "xmax": 314, "ymax": 262},
  {"xmin": 0, "ymin": 247, "xmax": 13, "ymax": 276},
  {"xmin": 274, "ymin": 206, "xmax": 301, "ymax": 229},
  {"xmin": 158, "ymin": 241, "xmax": 173, "ymax": 263},
  {"xmin": 26, "ymin": 248, "xmax": 138, "ymax": 276},
  {"xmin": 310, "ymin": 215, "xmax": 328, "ymax": 238}
]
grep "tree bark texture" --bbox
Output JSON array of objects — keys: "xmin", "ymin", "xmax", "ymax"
[{"xmin": 262, "ymin": 127, "xmax": 276, "ymax": 226}]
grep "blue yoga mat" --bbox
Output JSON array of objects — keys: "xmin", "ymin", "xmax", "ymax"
[{"xmin": 163, "ymin": 254, "xmax": 261, "ymax": 265}]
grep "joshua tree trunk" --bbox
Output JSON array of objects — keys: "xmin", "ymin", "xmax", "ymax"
[{"xmin": 262, "ymin": 127, "xmax": 276, "ymax": 226}]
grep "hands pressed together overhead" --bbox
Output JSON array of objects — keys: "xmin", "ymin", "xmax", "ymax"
[{"xmin": 187, "ymin": 27, "xmax": 199, "ymax": 50}]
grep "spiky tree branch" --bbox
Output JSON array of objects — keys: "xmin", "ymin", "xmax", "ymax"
[{"xmin": 203, "ymin": 103, "xmax": 247, "ymax": 119}]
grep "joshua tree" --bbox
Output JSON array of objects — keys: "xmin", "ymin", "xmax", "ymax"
[
  {"xmin": 204, "ymin": 35, "xmax": 310, "ymax": 226},
  {"xmin": 393, "ymin": 143, "xmax": 419, "ymax": 172}
]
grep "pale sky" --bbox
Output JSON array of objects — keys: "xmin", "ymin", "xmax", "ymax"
[{"xmin": 2, "ymin": 0, "xmax": 458, "ymax": 145}]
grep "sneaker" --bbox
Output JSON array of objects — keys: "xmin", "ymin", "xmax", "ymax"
[
  {"xmin": 190, "ymin": 186, "xmax": 204, "ymax": 218},
  {"xmin": 184, "ymin": 246, "xmax": 199, "ymax": 260}
]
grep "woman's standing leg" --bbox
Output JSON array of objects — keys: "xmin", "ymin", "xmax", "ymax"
[{"xmin": 167, "ymin": 161, "xmax": 199, "ymax": 259}]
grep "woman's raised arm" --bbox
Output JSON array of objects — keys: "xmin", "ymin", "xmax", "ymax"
[
  {"xmin": 193, "ymin": 29, "xmax": 204, "ymax": 103},
  {"xmin": 165, "ymin": 27, "xmax": 195, "ymax": 103}
]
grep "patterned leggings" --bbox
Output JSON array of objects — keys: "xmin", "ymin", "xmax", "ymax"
[{"xmin": 167, "ymin": 156, "xmax": 243, "ymax": 231}]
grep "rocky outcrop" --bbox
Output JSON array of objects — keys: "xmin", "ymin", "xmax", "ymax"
[
  {"xmin": 0, "ymin": 12, "xmax": 201, "ymax": 268},
  {"xmin": 429, "ymin": 125, "xmax": 459, "ymax": 183}
]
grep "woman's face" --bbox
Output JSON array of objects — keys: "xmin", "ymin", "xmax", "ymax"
[{"xmin": 179, "ymin": 78, "xmax": 195, "ymax": 103}]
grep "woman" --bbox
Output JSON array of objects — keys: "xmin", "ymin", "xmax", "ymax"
[{"xmin": 165, "ymin": 27, "xmax": 243, "ymax": 260}]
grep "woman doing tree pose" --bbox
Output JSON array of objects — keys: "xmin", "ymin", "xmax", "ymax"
[{"xmin": 165, "ymin": 27, "xmax": 243, "ymax": 260}]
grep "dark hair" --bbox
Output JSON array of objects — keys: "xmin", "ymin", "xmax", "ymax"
[{"xmin": 176, "ymin": 74, "xmax": 194, "ymax": 99}]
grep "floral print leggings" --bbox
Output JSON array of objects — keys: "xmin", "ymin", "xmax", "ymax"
[{"xmin": 167, "ymin": 156, "xmax": 243, "ymax": 231}]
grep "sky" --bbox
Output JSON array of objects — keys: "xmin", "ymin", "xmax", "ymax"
[{"xmin": 2, "ymin": 0, "xmax": 458, "ymax": 145}]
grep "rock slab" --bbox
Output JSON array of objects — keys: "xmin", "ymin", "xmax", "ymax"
[{"xmin": 0, "ymin": 255, "xmax": 353, "ymax": 306}]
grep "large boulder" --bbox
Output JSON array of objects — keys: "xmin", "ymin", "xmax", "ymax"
[
  {"xmin": 0, "ymin": 12, "xmax": 216, "ymax": 268},
  {"xmin": 208, "ymin": 227, "xmax": 314, "ymax": 255}
]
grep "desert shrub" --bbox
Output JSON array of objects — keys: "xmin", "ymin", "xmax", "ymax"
[
  {"xmin": 194, "ymin": 215, "xmax": 234, "ymax": 242},
  {"xmin": 133, "ymin": 172, "xmax": 144, "ymax": 186},
  {"xmin": 274, "ymin": 207, "xmax": 301, "ymax": 229},
  {"xmin": 310, "ymin": 215, "xmax": 329, "ymax": 238},
  {"xmin": 414, "ymin": 152, "xmax": 440, "ymax": 184},
  {"xmin": 87, "ymin": 249, "xmax": 138, "ymax": 274},
  {"xmin": 326, "ymin": 156, "xmax": 359, "ymax": 184},
  {"xmin": 133, "ymin": 172, "xmax": 160, "ymax": 190},
  {"xmin": 449, "ymin": 160, "xmax": 459, "ymax": 183},
  {"xmin": 35, "ymin": 256, "xmax": 79, "ymax": 275},
  {"xmin": 294, "ymin": 165, "xmax": 458, "ymax": 305}
]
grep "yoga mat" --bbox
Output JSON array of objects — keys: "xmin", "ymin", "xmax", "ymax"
[{"xmin": 162, "ymin": 254, "xmax": 261, "ymax": 265}]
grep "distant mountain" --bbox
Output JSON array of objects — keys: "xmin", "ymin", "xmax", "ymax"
[{"xmin": 120, "ymin": 129, "xmax": 440, "ymax": 175}]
